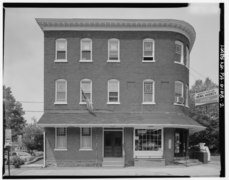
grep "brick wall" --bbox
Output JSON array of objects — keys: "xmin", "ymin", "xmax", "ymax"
[
  {"xmin": 45, "ymin": 127, "xmax": 103, "ymax": 167},
  {"xmin": 124, "ymin": 127, "xmax": 134, "ymax": 166},
  {"xmin": 164, "ymin": 128, "xmax": 175, "ymax": 165},
  {"xmin": 44, "ymin": 31, "xmax": 190, "ymax": 113}
]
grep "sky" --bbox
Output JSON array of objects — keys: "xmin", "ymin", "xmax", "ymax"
[{"xmin": 3, "ymin": 3, "xmax": 220, "ymax": 123}]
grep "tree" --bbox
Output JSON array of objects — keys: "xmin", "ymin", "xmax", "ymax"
[
  {"xmin": 188, "ymin": 78, "xmax": 219, "ymax": 154},
  {"xmin": 3, "ymin": 86, "xmax": 26, "ymax": 141},
  {"xmin": 22, "ymin": 117, "xmax": 43, "ymax": 152}
]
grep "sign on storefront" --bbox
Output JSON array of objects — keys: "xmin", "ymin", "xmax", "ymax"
[{"xmin": 194, "ymin": 88, "xmax": 218, "ymax": 106}]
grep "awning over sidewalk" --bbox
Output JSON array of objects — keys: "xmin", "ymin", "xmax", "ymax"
[{"xmin": 38, "ymin": 111, "xmax": 205, "ymax": 133}]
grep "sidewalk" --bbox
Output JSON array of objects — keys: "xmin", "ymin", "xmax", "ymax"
[{"xmin": 3, "ymin": 161, "xmax": 221, "ymax": 177}]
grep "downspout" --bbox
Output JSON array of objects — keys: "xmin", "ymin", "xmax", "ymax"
[{"xmin": 43, "ymin": 130, "xmax": 46, "ymax": 168}]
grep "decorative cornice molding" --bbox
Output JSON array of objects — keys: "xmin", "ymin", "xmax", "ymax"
[{"xmin": 36, "ymin": 18, "xmax": 196, "ymax": 50}]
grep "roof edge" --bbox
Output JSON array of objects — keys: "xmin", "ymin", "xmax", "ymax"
[{"xmin": 36, "ymin": 18, "xmax": 196, "ymax": 50}]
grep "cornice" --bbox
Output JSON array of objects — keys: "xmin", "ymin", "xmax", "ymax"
[{"xmin": 36, "ymin": 18, "xmax": 196, "ymax": 50}]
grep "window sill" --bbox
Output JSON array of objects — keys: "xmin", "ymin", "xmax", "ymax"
[
  {"xmin": 107, "ymin": 60, "xmax": 121, "ymax": 62},
  {"xmin": 107, "ymin": 102, "xmax": 120, "ymax": 104},
  {"xmin": 174, "ymin": 61, "xmax": 185, "ymax": 66},
  {"xmin": 142, "ymin": 59, "xmax": 156, "ymax": 63},
  {"xmin": 54, "ymin": 102, "xmax": 67, "ymax": 105},
  {"xmin": 142, "ymin": 102, "xmax": 156, "ymax": 105},
  {"xmin": 54, "ymin": 148, "xmax": 68, "ymax": 151},
  {"xmin": 79, "ymin": 59, "xmax": 93, "ymax": 62},
  {"xmin": 54, "ymin": 59, "xmax": 68, "ymax": 63},
  {"xmin": 79, "ymin": 148, "xmax": 93, "ymax": 151},
  {"xmin": 79, "ymin": 102, "xmax": 93, "ymax": 105}
]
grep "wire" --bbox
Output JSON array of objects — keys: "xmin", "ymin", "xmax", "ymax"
[
  {"xmin": 23, "ymin": 111, "xmax": 44, "ymax": 112},
  {"xmin": 18, "ymin": 101, "xmax": 43, "ymax": 103},
  {"xmin": 190, "ymin": 67, "xmax": 207, "ymax": 80}
]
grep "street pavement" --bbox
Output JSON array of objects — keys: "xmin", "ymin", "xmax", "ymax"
[{"xmin": 3, "ymin": 160, "xmax": 221, "ymax": 177}]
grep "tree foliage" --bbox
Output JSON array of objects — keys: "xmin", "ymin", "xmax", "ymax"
[
  {"xmin": 22, "ymin": 117, "xmax": 43, "ymax": 151},
  {"xmin": 188, "ymin": 78, "xmax": 219, "ymax": 154},
  {"xmin": 3, "ymin": 86, "xmax": 26, "ymax": 141}
]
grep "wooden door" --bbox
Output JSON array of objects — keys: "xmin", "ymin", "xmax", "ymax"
[{"xmin": 104, "ymin": 131, "xmax": 122, "ymax": 157}]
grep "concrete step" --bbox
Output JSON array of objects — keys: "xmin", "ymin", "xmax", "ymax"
[
  {"xmin": 102, "ymin": 158, "xmax": 124, "ymax": 167},
  {"xmin": 135, "ymin": 158, "xmax": 165, "ymax": 167}
]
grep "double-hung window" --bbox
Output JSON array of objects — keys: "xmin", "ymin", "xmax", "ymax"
[
  {"xmin": 107, "ymin": 79, "xmax": 120, "ymax": 104},
  {"xmin": 108, "ymin": 39, "xmax": 120, "ymax": 62},
  {"xmin": 143, "ymin": 79, "xmax": 155, "ymax": 104},
  {"xmin": 185, "ymin": 84, "xmax": 189, "ymax": 107},
  {"xmin": 186, "ymin": 46, "xmax": 190, "ymax": 68},
  {"xmin": 80, "ymin": 128, "xmax": 92, "ymax": 150},
  {"xmin": 55, "ymin": 39, "xmax": 67, "ymax": 62},
  {"xmin": 80, "ymin": 38, "xmax": 92, "ymax": 62},
  {"xmin": 55, "ymin": 79, "xmax": 67, "ymax": 104},
  {"xmin": 175, "ymin": 41, "xmax": 184, "ymax": 64},
  {"xmin": 174, "ymin": 81, "xmax": 184, "ymax": 105},
  {"xmin": 55, "ymin": 128, "xmax": 67, "ymax": 150},
  {"xmin": 80, "ymin": 79, "xmax": 92, "ymax": 104},
  {"xmin": 143, "ymin": 39, "xmax": 155, "ymax": 62}
]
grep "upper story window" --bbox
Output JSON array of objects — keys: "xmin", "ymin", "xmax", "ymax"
[
  {"xmin": 55, "ymin": 39, "xmax": 67, "ymax": 62},
  {"xmin": 108, "ymin": 39, "xmax": 120, "ymax": 62},
  {"xmin": 107, "ymin": 79, "xmax": 120, "ymax": 104},
  {"xmin": 80, "ymin": 79, "xmax": 92, "ymax": 104},
  {"xmin": 185, "ymin": 84, "xmax": 189, "ymax": 107},
  {"xmin": 80, "ymin": 128, "xmax": 92, "ymax": 150},
  {"xmin": 80, "ymin": 38, "xmax": 92, "ymax": 62},
  {"xmin": 55, "ymin": 79, "xmax": 67, "ymax": 104},
  {"xmin": 186, "ymin": 46, "xmax": 190, "ymax": 68},
  {"xmin": 174, "ymin": 81, "xmax": 184, "ymax": 105},
  {"xmin": 143, "ymin": 39, "xmax": 155, "ymax": 62},
  {"xmin": 175, "ymin": 41, "xmax": 184, "ymax": 65},
  {"xmin": 142, "ymin": 79, "xmax": 155, "ymax": 104},
  {"xmin": 55, "ymin": 127, "xmax": 67, "ymax": 150}
]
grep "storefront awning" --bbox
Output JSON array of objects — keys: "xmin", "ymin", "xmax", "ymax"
[{"xmin": 38, "ymin": 111, "xmax": 205, "ymax": 133}]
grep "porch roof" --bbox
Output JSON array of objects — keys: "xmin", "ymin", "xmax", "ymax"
[{"xmin": 38, "ymin": 111, "xmax": 205, "ymax": 132}]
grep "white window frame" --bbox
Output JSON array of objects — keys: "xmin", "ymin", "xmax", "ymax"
[
  {"xmin": 55, "ymin": 127, "xmax": 67, "ymax": 151},
  {"xmin": 107, "ymin": 79, "xmax": 120, "ymax": 104},
  {"xmin": 80, "ymin": 38, "xmax": 93, "ymax": 62},
  {"xmin": 55, "ymin": 38, "xmax": 67, "ymax": 62},
  {"xmin": 80, "ymin": 127, "xmax": 93, "ymax": 151},
  {"xmin": 54, "ymin": 79, "xmax": 67, "ymax": 104},
  {"xmin": 133, "ymin": 127, "xmax": 163, "ymax": 158},
  {"xmin": 174, "ymin": 81, "xmax": 184, "ymax": 106},
  {"xmin": 186, "ymin": 46, "xmax": 190, "ymax": 69},
  {"xmin": 142, "ymin": 79, "xmax": 155, "ymax": 104},
  {"xmin": 185, "ymin": 84, "xmax": 189, "ymax": 107},
  {"xmin": 142, "ymin": 38, "xmax": 155, "ymax": 62},
  {"xmin": 174, "ymin": 40, "xmax": 184, "ymax": 65},
  {"xmin": 79, "ymin": 79, "xmax": 92, "ymax": 104},
  {"xmin": 107, "ymin": 38, "xmax": 120, "ymax": 62}
]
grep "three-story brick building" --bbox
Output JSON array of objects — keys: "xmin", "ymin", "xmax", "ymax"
[{"xmin": 37, "ymin": 18, "xmax": 205, "ymax": 167}]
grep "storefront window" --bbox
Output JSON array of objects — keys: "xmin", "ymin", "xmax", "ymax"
[{"xmin": 135, "ymin": 129, "xmax": 162, "ymax": 151}]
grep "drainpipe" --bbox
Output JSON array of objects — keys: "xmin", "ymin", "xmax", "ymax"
[{"xmin": 43, "ymin": 131, "xmax": 46, "ymax": 168}]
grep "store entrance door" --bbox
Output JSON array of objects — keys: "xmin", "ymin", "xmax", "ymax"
[
  {"xmin": 104, "ymin": 131, "xmax": 122, "ymax": 157},
  {"xmin": 174, "ymin": 129, "xmax": 188, "ymax": 157}
]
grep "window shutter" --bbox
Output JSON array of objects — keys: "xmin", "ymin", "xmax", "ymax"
[
  {"xmin": 57, "ymin": 39, "xmax": 67, "ymax": 51},
  {"xmin": 81, "ymin": 81, "xmax": 91, "ymax": 93},
  {"xmin": 82, "ymin": 40, "xmax": 91, "ymax": 51},
  {"xmin": 144, "ymin": 41, "xmax": 153, "ymax": 51},
  {"xmin": 144, "ymin": 82, "xmax": 153, "ymax": 94},
  {"xmin": 109, "ymin": 81, "xmax": 118, "ymax": 92}
]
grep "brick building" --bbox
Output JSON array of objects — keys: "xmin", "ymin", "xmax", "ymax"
[{"xmin": 37, "ymin": 18, "xmax": 205, "ymax": 167}]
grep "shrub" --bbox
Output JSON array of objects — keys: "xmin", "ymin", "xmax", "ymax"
[{"xmin": 12, "ymin": 156, "xmax": 24, "ymax": 168}]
